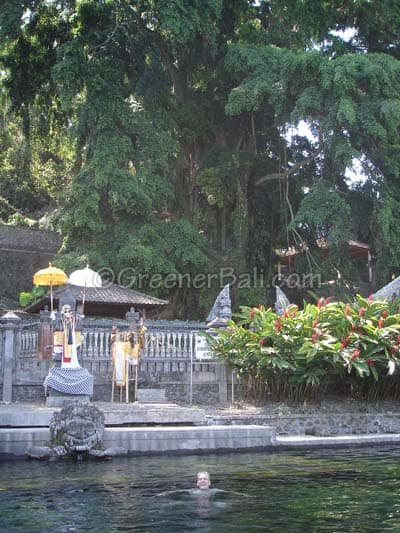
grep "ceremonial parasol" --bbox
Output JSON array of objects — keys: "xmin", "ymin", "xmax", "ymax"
[
  {"xmin": 68, "ymin": 265, "xmax": 102, "ymax": 314},
  {"xmin": 33, "ymin": 262, "xmax": 68, "ymax": 314}
]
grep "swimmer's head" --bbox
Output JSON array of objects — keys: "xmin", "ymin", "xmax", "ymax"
[{"xmin": 196, "ymin": 471, "xmax": 211, "ymax": 490}]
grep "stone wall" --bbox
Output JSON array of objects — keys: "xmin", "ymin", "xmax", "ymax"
[
  {"xmin": 12, "ymin": 385, "xmax": 46, "ymax": 403},
  {"xmin": 0, "ymin": 225, "xmax": 61, "ymax": 302},
  {"xmin": 11, "ymin": 382, "xmax": 221, "ymax": 405},
  {"xmin": 210, "ymin": 412, "xmax": 400, "ymax": 436},
  {"xmin": 11, "ymin": 363, "xmax": 223, "ymax": 404}
]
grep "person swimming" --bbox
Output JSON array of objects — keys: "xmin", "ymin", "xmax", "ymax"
[
  {"xmin": 156, "ymin": 472, "xmax": 212, "ymax": 497},
  {"xmin": 196, "ymin": 471, "xmax": 211, "ymax": 490}
]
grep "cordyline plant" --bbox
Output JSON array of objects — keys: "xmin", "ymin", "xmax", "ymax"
[{"xmin": 206, "ymin": 296, "xmax": 400, "ymax": 402}]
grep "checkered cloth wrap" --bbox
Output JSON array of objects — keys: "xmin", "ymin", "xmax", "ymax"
[{"xmin": 44, "ymin": 367, "xmax": 93, "ymax": 396}]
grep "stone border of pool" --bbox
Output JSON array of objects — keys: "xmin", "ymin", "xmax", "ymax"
[
  {"xmin": 0, "ymin": 425, "xmax": 277, "ymax": 457},
  {"xmin": 276, "ymin": 433, "xmax": 400, "ymax": 448},
  {"xmin": 2, "ymin": 402, "xmax": 400, "ymax": 458},
  {"xmin": 2, "ymin": 425, "xmax": 400, "ymax": 458}
]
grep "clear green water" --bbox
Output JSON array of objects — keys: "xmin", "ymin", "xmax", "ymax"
[{"xmin": 1, "ymin": 447, "xmax": 400, "ymax": 532}]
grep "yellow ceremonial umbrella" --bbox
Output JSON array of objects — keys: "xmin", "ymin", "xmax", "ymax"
[{"xmin": 33, "ymin": 262, "xmax": 68, "ymax": 313}]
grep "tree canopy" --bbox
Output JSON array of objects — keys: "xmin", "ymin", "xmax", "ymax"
[{"xmin": 1, "ymin": 1, "xmax": 400, "ymax": 317}]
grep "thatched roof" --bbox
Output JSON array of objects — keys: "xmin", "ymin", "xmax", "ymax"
[{"xmin": 24, "ymin": 283, "xmax": 168, "ymax": 318}]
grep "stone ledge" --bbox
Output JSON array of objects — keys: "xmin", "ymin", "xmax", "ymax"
[
  {"xmin": 0, "ymin": 428, "xmax": 50, "ymax": 455},
  {"xmin": 0, "ymin": 402, "xmax": 207, "ymax": 427},
  {"xmin": 98, "ymin": 425, "xmax": 277, "ymax": 454},
  {"xmin": 277, "ymin": 433, "xmax": 400, "ymax": 448},
  {"xmin": 3, "ymin": 426, "xmax": 400, "ymax": 457},
  {"xmin": 0, "ymin": 425, "xmax": 276, "ymax": 456}
]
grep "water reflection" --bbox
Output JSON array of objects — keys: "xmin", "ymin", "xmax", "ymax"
[
  {"xmin": 1, "ymin": 448, "xmax": 400, "ymax": 531},
  {"xmin": 156, "ymin": 487, "xmax": 235, "ymax": 523}
]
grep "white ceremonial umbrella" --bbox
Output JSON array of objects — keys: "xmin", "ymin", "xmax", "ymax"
[{"xmin": 68, "ymin": 265, "xmax": 102, "ymax": 314}]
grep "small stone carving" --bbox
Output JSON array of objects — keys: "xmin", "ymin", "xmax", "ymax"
[
  {"xmin": 26, "ymin": 402, "xmax": 127, "ymax": 460},
  {"xmin": 206, "ymin": 284, "xmax": 231, "ymax": 326},
  {"xmin": 373, "ymin": 275, "xmax": 400, "ymax": 300},
  {"xmin": 275, "ymin": 286, "xmax": 290, "ymax": 316},
  {"xmin": 50, "ymin": 401, "xmax": 105, "ymax": 454}
]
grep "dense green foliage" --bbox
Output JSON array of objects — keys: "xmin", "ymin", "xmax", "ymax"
[
  {"xmin": 19, "ymin": 285, "xmax": 45, "ymax": 307},
  {"xmin": 208, "ymin": 296, "xmax": 400, "ymax": 402},
  {"xmin": 1, "ymin": 1, "xmax": 400, "ymax": 317}
]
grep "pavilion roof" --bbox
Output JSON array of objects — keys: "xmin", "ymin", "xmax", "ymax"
[{"xmin": 24, "ymin": 283, "xmax": 168, "ymax": 317}]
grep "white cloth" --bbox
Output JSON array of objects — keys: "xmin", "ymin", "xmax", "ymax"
[
  {"xmin": 61, "ymin": 322, "xmax": 81, "ymax": 369},
  {"xmin": 114, "ymin": 343, "xmax": 125, "ymax": 386},
  {"xmin": 61, "ymin": 341, "xmax": 80, "ymax": 369}
]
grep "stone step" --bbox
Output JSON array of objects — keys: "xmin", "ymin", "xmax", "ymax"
[{"xmin": 0, "ymin": 402, "xmax": 207, "ymax": 428}]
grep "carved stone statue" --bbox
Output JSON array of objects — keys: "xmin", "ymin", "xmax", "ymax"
[
  {"xmin": 26, "ymin": 402, "xmax": 127, "ymax": 460},
  {"xmin": 206, "ymin": 284, "xmax": 232, "ymax": 327},
  {"xmin": 50, "ymin": 402, "xmax": 104, "ymax": 454},
  {"xmin": 275, "ymin": 286, "xmax": 291, "ymax": 316},
  {"xmin": 372, "ymin": 276, "xmax": 400, "ymax": 301}
]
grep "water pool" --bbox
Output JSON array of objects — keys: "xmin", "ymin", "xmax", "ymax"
[{"xmin": 1, "ymin": 447, "xmax": 400, "ymax": 532}]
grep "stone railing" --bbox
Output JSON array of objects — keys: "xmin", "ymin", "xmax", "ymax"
[
  {"xmin": 18, "ymin": 320, "xmax": 41, "ymax": 368},
  {"xmin": 0, "ymin": 313, "xmax": 225, "ymax": 405},
  {"xmin": 80, "ymin": 318, "xmax": 207, "ymax": 362}
]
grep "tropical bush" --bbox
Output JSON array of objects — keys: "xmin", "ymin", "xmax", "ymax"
[
  {"xmin": 207, "ymin": 296, "xmax": 400, "ymax": 402},
  {"xmin": 19, "ymin": 286, "xmax": 45, "ymax": 308}
]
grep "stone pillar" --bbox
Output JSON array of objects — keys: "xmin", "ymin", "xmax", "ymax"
[
  {"xmin": 216, "ymin": 361, "xmax": 228, "ymax": 406},
  {"xmin": 205, "ymin": 284, "xmax": 232, "ymax": 406},
  {"xmin": 38, "ymin": 306, "xmax": 52, "ymax": 360},
  {"xmin": 0, "ymin": 312, "xmax": 21, "ymax": 404},
  {"xmin": 206, "ymin": 317, "xmax": 229, "ymax": 407},
  {"xmin": 40, "ymin": 306, "xmax": 51, "ymax": 322}
]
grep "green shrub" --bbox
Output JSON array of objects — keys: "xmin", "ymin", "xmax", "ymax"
[
  {"xmin": 19, "ymin": 286, "xmax": 45, "ymax": 307},
  {"xmin": 207, "ymin": 295, "xmax": 400, "ymax": 402}
]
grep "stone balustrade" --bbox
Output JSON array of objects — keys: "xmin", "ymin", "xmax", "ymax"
[{"xmin": 0, "ymin": 314, "xmax": 225, "ymax": 404}]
